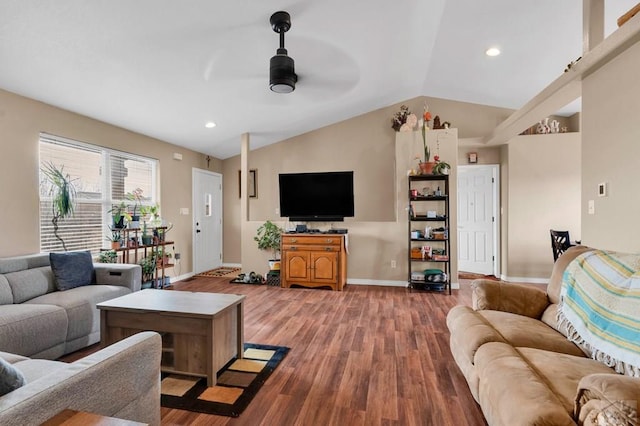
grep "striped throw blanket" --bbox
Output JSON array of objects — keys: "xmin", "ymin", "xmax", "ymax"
[{"xmin": 558, "ymin": 249, "xmax": 640, "ymax": 377}]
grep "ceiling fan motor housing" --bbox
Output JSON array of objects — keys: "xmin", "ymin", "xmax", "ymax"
[{"xmin": 269, "ymin": 11, "xmax": 297, "ymax": 93}]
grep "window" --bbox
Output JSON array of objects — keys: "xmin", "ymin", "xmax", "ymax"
[{"xmin": 39, "ymin": 134, "xmax": 157, "ymax": 253}]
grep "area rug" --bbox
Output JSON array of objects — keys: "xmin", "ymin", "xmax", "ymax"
[
  {"xmin": 161, "ymin": 343, "xmax": 289, "ymax": 417},
  {"xmin": 194, "ymin": 266, "xmax": 241, "ymax": 277}
]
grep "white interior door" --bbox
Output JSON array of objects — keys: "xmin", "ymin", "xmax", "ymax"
[
  {"xmin": 457, "ymin": 165, "xmax": 499, "ymax": 275},
  {"xmin": 192, "ymin": 168, "xmax": 222, "ymax": 274}
]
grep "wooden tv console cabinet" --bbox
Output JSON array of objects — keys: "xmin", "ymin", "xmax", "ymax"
[{"xmin": 281, "ymin": 233, "xmax": 347, "ymax": 291}]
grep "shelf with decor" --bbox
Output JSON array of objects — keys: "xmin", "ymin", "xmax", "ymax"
[
  {"xmin": 105, "ymin": 226, "xmax": 174, "ymax": 289},
  {"xmin": 407, "ymin": 174, "xmax": 451, "ymax": 294}
]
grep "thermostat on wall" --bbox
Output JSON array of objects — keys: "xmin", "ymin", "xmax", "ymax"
[{"xmin": 598, "ymin": 182, "xmax": 607, "ymax": 197}]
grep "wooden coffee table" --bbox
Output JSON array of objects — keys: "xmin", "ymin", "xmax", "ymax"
[{"xmin": 97, "ymin": 289, "xmax": 245, "ymax": 386}]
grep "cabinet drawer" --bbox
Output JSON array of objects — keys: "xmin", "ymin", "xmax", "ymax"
[
  {"xmin": 281, "ymin": 236, "xmax": 341, "ymax": 246},
  {"xmin": 282, "ymin": 244, "xmax": 340, "ymax": 252}
]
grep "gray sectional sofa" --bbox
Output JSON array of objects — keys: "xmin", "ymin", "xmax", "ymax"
[
  {"xmin": 0, "ymin": 253, "xmax": 141, "ymax": 359},
  {"xmin": 0, "ymin": 331, "xmax": 161, "ymax": 425}
]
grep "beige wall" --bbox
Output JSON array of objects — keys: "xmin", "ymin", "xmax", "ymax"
[
  {"xmin": 504, "ymin": 133, "xmax": 581, "ymax": 279},
  {"xmin": 457, "ymin": 147, "xmax": 501, "ymax": 165},
  {"xmin": 223, "ymin": 95, "xmax": 520, "ymax": 282},
  {"xmin": 224, "ymin": 95, "xmax": 587, "ymax": 283},
  {"xmin": 581, "ymin": 40, "xmax": 640, "ymax": 251},
  {"xmin": 0, "ymin": 88, "xmax": 220, "ymax": 275}
]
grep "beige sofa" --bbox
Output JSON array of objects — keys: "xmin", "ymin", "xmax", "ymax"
[
  {"xmin": 447, "ymin": 246, "xmax": 639, "ymax": 425},
  {"xmin": 0, "ymin": 331, "xmax": 161, "ymax": 425}
]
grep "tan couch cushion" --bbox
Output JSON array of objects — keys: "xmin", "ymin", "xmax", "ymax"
[
  {"xmin": 475, "ymin": 342, "xmax": 615, "ymax": 426},
  {"xmin": 480, "ymin": 310, "xmax": 586, "ymax": 357}
]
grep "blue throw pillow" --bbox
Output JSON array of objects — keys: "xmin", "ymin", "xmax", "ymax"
[
  {"xmin": 0, "ymin": 357, "xmax": 26, "ymax": 396},
  {"xmin": 50, "ymin": 251, "xmax": 94, "ymax": 291}
]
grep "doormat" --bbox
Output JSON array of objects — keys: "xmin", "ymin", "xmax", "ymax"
[
  {"xmin": 161, "ymin": 343, "xmax": 289, "ymax": 417},
  {"xmin": 194, "ymin": 267, "xmax": 241, "ymax": 277}
]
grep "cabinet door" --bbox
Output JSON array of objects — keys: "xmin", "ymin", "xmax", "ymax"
[
  {"xmin": 310, "ymin": 251, "xmax": 338, "ymax": 284},
  {"xmin": 283, "ymin": 250, "xmax": 310, "ymax": 282}
]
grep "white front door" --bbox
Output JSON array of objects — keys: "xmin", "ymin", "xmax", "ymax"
[
  {"xmin": 192, "ymin": 168, "xmax": 222, "ymax": 274},
  {"xmin": 457, "ymin": 165, "xmax": 499, "ymax": 275}
]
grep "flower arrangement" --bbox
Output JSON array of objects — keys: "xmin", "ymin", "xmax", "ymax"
[
  {"xmin": 391, "ymin": 105, "xmax": 418, "ymax": 132},
  {"xmin": 421, "ymin": 105, "xmax": 433, "ymax": 163}
]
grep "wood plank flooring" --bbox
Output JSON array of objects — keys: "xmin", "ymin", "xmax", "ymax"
[
  {"xmin": 62, "ymin": 278, "xmax": 487, "ymax": 425},
  {"xmin": 160, "ymin": 278, "xmax": 487, "ymax": 426}
]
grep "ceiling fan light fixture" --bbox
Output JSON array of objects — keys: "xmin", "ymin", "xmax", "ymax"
[
  {"xmin": 269, "ymin": 11, "xmax": 297, "ymax": 94},
  {"xmin": 270, "ymin": 49, "xmax": 297, "ymax": 93}
]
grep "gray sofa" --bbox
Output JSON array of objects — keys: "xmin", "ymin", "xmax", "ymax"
[
  {"xmin": 0, "ymin": 331, "xmax": 161, "ymax": 425},
  {"xmin": 0, "ymin": 253, "xmax": 141, "ymax": 359}
]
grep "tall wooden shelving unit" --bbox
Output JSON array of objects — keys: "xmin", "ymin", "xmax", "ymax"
[{"xmin": 407, "ymin": 174, "xmax": 451, "ymax": 294}]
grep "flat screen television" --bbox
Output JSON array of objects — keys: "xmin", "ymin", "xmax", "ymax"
[{"xmin": 279, "ymin": 171, "xmax": 354, "ymax": 222}]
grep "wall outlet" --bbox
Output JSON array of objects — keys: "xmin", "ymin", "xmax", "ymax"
[
  {"xmin": 180, "ymin": 208, "xmax": 189, "ymax": 215},
  {"xmin": 588, "ymin": 200, "xmax": 595, "ymax": 215},
  {"xmin": 391, "ymin": 260, "xmax": 397, "ymax": 268}
]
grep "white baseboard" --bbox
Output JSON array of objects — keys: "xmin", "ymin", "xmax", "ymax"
[
  {"xmin": 347, "ymin": 279, "xmax": 460, "ymax": 290},
  {"xmin": 170, "ymin": 272, "xmax": 194, "ymax": 283},
  {"xmin": 499, "ymin": 275, "xmax": 548, "ymax": 285}
]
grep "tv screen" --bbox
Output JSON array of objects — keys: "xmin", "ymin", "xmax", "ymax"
[{"xmin": 279, "ymin": 171, "xmax": 354, "ymax": 221}]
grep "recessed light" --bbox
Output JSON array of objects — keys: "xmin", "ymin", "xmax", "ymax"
[
  {"xmin": 205, "ymin": 122, "xmax": 216, "ymax": 128},
  {"xmin": 486, "ymin": 47, "xmax": 501, "ymax": 57}
]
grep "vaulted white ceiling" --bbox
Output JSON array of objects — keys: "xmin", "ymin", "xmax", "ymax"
[{"xmin": 0, "ymin": 1, "xmax": 636, "ymax": 158}]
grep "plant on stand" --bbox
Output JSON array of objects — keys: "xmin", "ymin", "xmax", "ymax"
[
  {"xmin": 141, "ymin": 222, "xmax": 152, "ymax": 246},
  {"xmin": 138, "ymin": 255, "xmax": 157, "ymax": 288},
  {"xmin": 126, "ymin": 188, "xmax": 144, "ymax": 228},
  {"xmin": 109, "ymin": 201, "xmax": 130, "ymax": 229},
  {"xmin": 98, "ymin": 250, "xmax": 118, "ymax": 263},
  {"xmin": 254, "ymin": 220, "xmax": 283, "ymax": 271},
  {"xmin": 106, "ymin": 230, "xmax": 122, "ymax": 249},
  {"xmin": 432, "ymin": 156, "xmax": 452, "ymax": 175},
  {"xmin": 41, "ymin": 162, "xmax": 77, "ymax": 251},
  {"xmin": 419, "ymin": 106, "xmax": 435, "ymax": 174}
]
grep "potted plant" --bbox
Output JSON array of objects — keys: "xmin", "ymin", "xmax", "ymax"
[
  {"xmin": 141, "ymin": 203, "xmax": 161, "ymax": 227},
  {"xmin": 97, "ymin": 249, "xmax": 118, "ymax": 263},
  {"xmin": 141, "ymin": 222, "xmax": 152, "ymax": 246},
  {"xmin": 41, "ymin": 161, "xmax": 77, "ymax": 251},
  {"xmin": 106, "ymin": 230, "xmax": 122, "ymax": 249},
  {"xmin": 254, "ymin": 220, "xmax": 283, "ymax": 270},
  {"xmin": 126, "ymin": 188, "xmax": 144, "ymax": 228},
  {"xmin": 138, "ymin": 255, "xmax": 157, "ymax": 288},
  {"xmin": 432, "ymin": 157, "xmax": 451, "ymax": 175},
  {"xmin": 109, "ymin": 201, "xmax": 130, "ymax": 229}
]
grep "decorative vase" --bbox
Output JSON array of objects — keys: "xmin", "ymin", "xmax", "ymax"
[{"xmin": 419, "ymin": 162, "xmax": 436, "ymax": 175}]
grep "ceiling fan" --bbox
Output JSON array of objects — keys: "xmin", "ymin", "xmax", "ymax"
[{"xmin": 269, "ymin": 11, "xmax": 297, "ymax": 93}]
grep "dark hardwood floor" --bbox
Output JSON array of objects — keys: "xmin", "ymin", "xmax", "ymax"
[
  {"xmin": 162, "ymin": 278, "xmax": 486, "ymax": 426},
  {"xmin": 64, "ymin": 278, "xmax": 487, "ymax": 425}
]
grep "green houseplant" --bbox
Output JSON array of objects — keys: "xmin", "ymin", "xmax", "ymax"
[
  {"xmin": 41, "ymin": 161, "xmax": 77, "ymax": 251},
  {"xmin": 138, "ymin": 254, "xmax": 157, "ymax": 287},
  {"xmin": 432, "ymin": 159, "xmax": 451, "ymax": 175},
  {"xmin": 109, "ymin": 201, "xmax": 131, "ymax": 229},
  {"xmin": 106, "ymin": 230, "xmax": 122, "ymax": 249},
  {"xmin": 254, "ymin": 220, "xmax": 283, "ymax": 270},
  {"xmin": 97, "ymin": 249, "xmax": 118, "ymax": 263}
]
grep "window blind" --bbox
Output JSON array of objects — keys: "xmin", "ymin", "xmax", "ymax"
[{"xmin": 39, "ymin": 134, "xmax": 157, "ymax": 253}]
